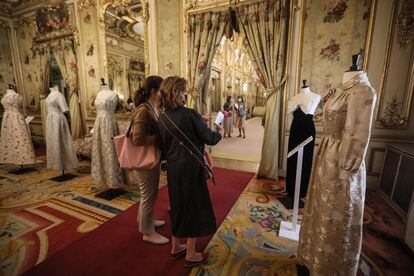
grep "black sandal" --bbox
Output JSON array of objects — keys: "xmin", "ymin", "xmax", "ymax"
[
  {"xmin": 184, "ymin": 252, "xmax": 209, "ymax": 267},
  {"xmin": 171, "ymin": 247, "xmax": 187, "ymax": 260}
]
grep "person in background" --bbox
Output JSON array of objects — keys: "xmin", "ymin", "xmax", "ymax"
[
  {"xmin": 158, "ymin": 76, "xmax": 222, "ymax": 267},
  {"xmin": 235, "ymin": 95, "xmax": 246, "ymax": 138},
  {"xmin": 132, "ymin": 76, "xmax": 169, "ymax": 245},
  {"xmin": 223, "ymin": 96, "xmax": 233, "ymax": 138}
]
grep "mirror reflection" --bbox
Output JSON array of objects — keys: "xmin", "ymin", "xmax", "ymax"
[{"xmin": 104, "ymin": 1, "xmax": 146, "ymax": 113}]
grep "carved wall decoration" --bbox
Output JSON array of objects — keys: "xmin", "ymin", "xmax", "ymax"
[
  {"xmin": 24, "ymin": 52, "xmax": 30, "ymax": 64},
  {"xmin": 88, "ymin": 66, "xmax": 96, "ymax": 78},
  {"xmin": 376, "ymin": 0, "xmax": 414, "ymax": 129},
  {"xmin": 0, "ymin": 0, "xmax": 24, "ymax": 15},
  {"xmin": 379, "ymin": 99, "xmax": 406, "ymax": 128},
  {"xmin": 397, "ymin": 0, "xmax": 414, "ymax": 49},
  {"xmin": 86, "ymin": 43, "xmax": 94, "ymax": 56},
  {"xmin": 77, "ymin": 0, "xmax": 97, "ymax": 11},
  {"xmin": 83, "ymin": 12, "xmax": 92, "ymax": 24}
]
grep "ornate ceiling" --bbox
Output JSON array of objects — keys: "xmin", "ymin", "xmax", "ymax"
[
  {"xmin": 104, "ymin": 0, "xmax": 144, "ymax": 43},
  {"xmin": 0, "ymin": 0, "xmax": 40, "ymax": 15}
]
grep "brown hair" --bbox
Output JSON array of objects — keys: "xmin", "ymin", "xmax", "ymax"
[
  {"xmin": 134, "ymin": 75, "xmax": 163, "ymax": 107},
  {"xmin": 160, "ymin": 76, "xmax": 187, "ymax": 110}
]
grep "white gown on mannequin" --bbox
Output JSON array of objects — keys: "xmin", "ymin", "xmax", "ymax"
[
  {"xmin": 0, "ymin": 90, "xmax": 36, "ymax": 165},
  {"xmin": 91, "ymin": 88, "xmax": 123, "ymax": 188},
  {"xmin": 45, "ymin": 89, "xmax": 78, "ymax": 170},
  {"xmin": 287, "ymin": 87, "xmax": 321, "ymax": 115}
]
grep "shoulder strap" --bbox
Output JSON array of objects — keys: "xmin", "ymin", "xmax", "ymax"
[
  {"xmin": 159, "ymin": 113, "xmax": 215, "ymax": 185},
  {"xmin": 143, "ymin": 102, "xmax": 159, "ymax": 121},
  {"xmin": 163, "ymin": 112, "xmax": 205, "ymax": 160},
  {"xmin": 126, "ymin": 102, "xmax": 158, "ymax": 137},
  {"xmin": 126, "ymin": 109, "xmax": 140, "ymax": 137}
]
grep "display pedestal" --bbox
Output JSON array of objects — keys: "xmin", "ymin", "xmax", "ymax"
[
  {"xmin": 9, "ymin": 166, "xmax": 36, "ymax": 175},
  {"xmin": 50, "ymin": 170, "xmax": 77, "ymax": 182},
  {"xmin": 279, "ymin": 136, "xmax": 313, "ymax": 241},
  {"xmin": 95, "ymin": 188, "xmax": 126, "ymax": 201},
  {"xmin": 279, "ymin": 221, "xmax": 301, "ymax": 241}
]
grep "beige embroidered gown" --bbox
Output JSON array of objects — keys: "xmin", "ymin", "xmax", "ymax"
[
  {"xmin": 0, "ymin": 90, "xmax": 36, "ymax": 165},
  {"xmin": 298, "ymin": 72, "xmax": 376, "ymax": 275},
  {"xmin": 91, "ymin": 89, "xmax": 123, "ymax": 188},
  {"xmin": 46, "ymin": 90, "xmax": 78, "ymax": 170}
]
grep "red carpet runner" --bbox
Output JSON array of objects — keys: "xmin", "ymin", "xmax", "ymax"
[{"xmin": 27, "ymin": 168, "xmax": 254, "ymax": 276}]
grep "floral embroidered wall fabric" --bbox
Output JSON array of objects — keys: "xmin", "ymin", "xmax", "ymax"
[
  {"xmin": 301, "ymin": 0, "xmax": 371, "ymax": 97},
  {"xmin": 157, "ymin": 0, "xmax": 181, "ymax": 77},
  {"xmin": 0, "ymin": 26, "xmax": 14, "ymax": 95}
]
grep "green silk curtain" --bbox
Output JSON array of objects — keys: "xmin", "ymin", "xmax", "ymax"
[{"xmin": 236, "ymin": 0, "xmax": 289, "ymax": 179}]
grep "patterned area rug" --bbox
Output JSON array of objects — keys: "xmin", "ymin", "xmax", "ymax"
[
  {"xmin": 190, "ymin": 178, "xmax": 298, "ymax": 275},
  {"xmin": 0, "ymin": 158, "xmax": 166, "ymax": 275},
  {"xmin": 191, "ymin": 178, "xmax": 414, "ymax": 276}
]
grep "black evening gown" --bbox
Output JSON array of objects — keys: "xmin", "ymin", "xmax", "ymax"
[
  {"xmin": 158, "ymin": 107, "xmax": 222, "ymax": 237},
  {"xmin": 286, "ymin": 107, "xmax": 315, "ymax": 199}
]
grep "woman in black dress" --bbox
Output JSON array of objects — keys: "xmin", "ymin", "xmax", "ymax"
[{"xmin": 158, "ymin": 76, "xmax": 222, "ymax": 267}]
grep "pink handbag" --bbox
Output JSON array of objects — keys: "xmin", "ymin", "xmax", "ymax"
[{"xmin": 114, "ymin": 104, "xmax": 160, "ymax": 170}]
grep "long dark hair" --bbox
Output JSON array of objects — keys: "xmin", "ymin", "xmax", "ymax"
[{"xmin": 134, "ymin": 75, "xmax": 163, "ymax": 107}]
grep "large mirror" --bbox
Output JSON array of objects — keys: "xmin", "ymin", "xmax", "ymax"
[
  {"xmin": 103, "ymin": 0, "xmax": 147, "ymax": 114},
  {"xmin": 0, "ymin": 21, "xmax": 17, "ymax": 126},
  {"xmin": 297, "ymin": 0, "xmax": 376, "ymax": 122}
]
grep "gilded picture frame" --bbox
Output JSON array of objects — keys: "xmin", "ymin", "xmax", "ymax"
[{"xmin": 33, "ymin": 1, "xmax": 77, "ymax": 44}]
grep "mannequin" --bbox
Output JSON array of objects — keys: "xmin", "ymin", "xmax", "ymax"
[
  {"xmin": 297, "ymin": 54, "xmax": 376, "ymax": 275},
  {"xmin": 343, "ymin": 54, "xmax": 363, "ymax": 83},
  {"xmin": 46, "ymin": 84, "xmax": 78, "ymax": 182},
  {"xmin": 281, "ymin": 80, "xmax": 320, "ymax": 209},
  {"xmin": 93, "ymin": 78, "xmax": 125, "ymax": 200},
  {"xmin": 0, "ymin": 84, "xmax": 37, "ymax": 174}
]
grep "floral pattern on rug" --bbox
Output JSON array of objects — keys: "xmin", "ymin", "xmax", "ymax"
[
  {"xmin": 191, "ymin": 178, "xmax": 298, "ymax": 276},
  {"xmin": 191, "ymin": 177, "xmax": 414, "ymax": 276}
]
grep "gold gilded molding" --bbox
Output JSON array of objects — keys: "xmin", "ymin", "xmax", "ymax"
[
  {"xmin": 397, "ymin": 0, "xmax": 414, "ymax": 49},
  {"xmin": 78, "ymin": 0, "xmax": 97, "ymax": 10},
  {"xmin": 32, "ymin": 1, "xmax": 78, "ymax": 45}
]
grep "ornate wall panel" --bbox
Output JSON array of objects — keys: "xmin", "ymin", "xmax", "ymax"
[
  {"xmin": 156, "ymin": 0, "xmax": 182, "ymax": 77},
  {"xmin": 374, "ymin": 0, "xmax": 414, "ymax": 129},
  {"xmin": 77, "ymin": 4, "xmax": 103, "ymax": 118},
  {"xmin": 14, "ymin": 15, "xmax": 42, "ymax": 115},
  {"xmin": 0, "ymin": 20, "xmax": 15, "ymax": 94}
]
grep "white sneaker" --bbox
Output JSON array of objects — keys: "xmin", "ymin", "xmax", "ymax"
[
  {"xmin": 143, "ymin": 233, "xmax": 169, "ymax": 244},
  {"xmin": 154, "ymin": 220, "xmax": 166, "ymax": 227}
]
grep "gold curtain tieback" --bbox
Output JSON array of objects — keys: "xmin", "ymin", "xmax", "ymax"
[
  {"xmin": 266, "ymin": 75, "xmax": 288, "ymax": 101},
  {"xmin": 189, "ymin": 87, "xmax": 200, "ymax": 98}
]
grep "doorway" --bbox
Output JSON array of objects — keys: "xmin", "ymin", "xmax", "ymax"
[{"xmin": 208, "ymin": 34, "xmax": 266, "ymax": 166}]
